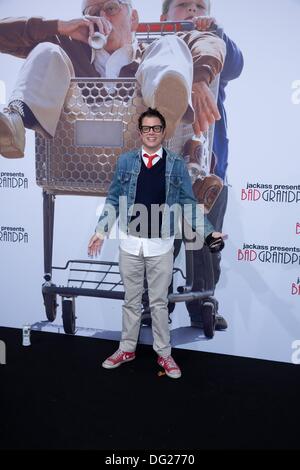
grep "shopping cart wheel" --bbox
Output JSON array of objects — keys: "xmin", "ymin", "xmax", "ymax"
[
  {"xmin": 62, "ymin": 298, "xmax": 76, "ymax": 335},
  {"xmin": 43, "ymin": 292, "xmax": 58, "ymax": 322},
  {"xmin": 202, "ymin": 302, "xmax": 216, "ymax": 339}
]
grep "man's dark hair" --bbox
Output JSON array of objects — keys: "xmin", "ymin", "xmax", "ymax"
[{"xmin": 138, "ymin": 108, "xmax": 166, "ymax": 130}]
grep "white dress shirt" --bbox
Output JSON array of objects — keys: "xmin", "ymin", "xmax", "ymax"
[
  {"xmin": 120, "ymin": 147, "xmax": 175, "ymax": 257},
  {"xmin": 92, "ymin": 38, "xmax": 138, "ymax": 78}
]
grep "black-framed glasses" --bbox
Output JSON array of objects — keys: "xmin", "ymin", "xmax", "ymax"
[
  {"xmin": 140, "ymin": 125, "xmax": 164, "ymax": 134},
  {"xmin": 84, "ymin": 0, "xmax": 128, "ymax": 17}
]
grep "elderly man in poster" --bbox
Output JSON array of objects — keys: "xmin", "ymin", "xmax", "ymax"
[{"xmin": 0, "ymin": 0, "xmax": 225, "ymax": 158}]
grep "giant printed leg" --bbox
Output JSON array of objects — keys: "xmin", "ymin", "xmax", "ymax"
[
  {"xmin": 9, "ymin": 42, "xmax": 75, "ymax": 137},
  {"xmin": 1, "ymin": 42, "xmax": 74, "ymax": 158},
  {"xmin": 187, "ymin": 186, "xmax": 228, "ymax": 328},
  {"xmin": 135, "ymin": 35, "xmax": 194, "ymax": 139}
]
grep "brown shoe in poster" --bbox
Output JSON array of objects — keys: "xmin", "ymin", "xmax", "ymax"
[
  {"xmin": 193, "ymin": 174, "xmax": 223, "ymax": 214},
  {"xmin": 154, "ymin": 72, "xmax": 189, "ymax": 139},
  {"xmin": 0, "ymin": 107, "xmax": 25, "ymax": 158}
]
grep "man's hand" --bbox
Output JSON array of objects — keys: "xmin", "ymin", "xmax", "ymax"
[
  {"xmin": 88, "ymin": 233, "xmax": 105, "ymax": 257},
  {"xmin": 192, "ymin": 81, "xmax": 221, "ymax": 134},
  {"xmin": 84, "ymin": 15, "xmax": 113, "ymax": 36},
  {"xmin": 193, "ymin": 16, "xmax": 217, "ymax": 31},
  {"xmin": 58, "ymin": 16, "xmax": 112, "ymax": 44},
  {"xmin": 205, "ymin": 232, "xmax": 227, "ymax": 253}
]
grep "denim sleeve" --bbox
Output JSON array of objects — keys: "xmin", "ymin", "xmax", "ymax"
[
  {"xmin": 179, "ymin": 161, "xmax": 215, "ymax": 239},
  {"xmin": 95, "ymin": 159, "xmax": 122, "ymax": 237}
]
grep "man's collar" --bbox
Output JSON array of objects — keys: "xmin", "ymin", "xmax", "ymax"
[
  {"xmin": 142, "ymin": 147, "xmax": 163, "ymax": 158},
  {"xmin": 91, "ymin": 35, "xmax": 138, "ymax": 65}
]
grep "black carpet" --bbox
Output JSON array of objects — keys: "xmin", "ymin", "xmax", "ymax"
[{"xmin": 0, "ymin": 326, "xmax": 299, "ymax": 450}]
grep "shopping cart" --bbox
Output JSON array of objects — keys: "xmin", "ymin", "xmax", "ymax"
[{"xmin": 36, "ymin": 22, "xmax": 223, "ymax": 337}]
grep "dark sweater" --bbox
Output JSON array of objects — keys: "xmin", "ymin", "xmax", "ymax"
[{"xmin": 128, "ymin": 152, "xmax": 166, "ymax": 238}]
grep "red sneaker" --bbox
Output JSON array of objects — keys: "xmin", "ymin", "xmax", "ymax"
[
  {"xmin": 102, "ymin": 349, "xmax": 135, "ymax": 369},
  {"xmin": 157, "ymin": 355, "xmax": 182, "ymax": 379}
]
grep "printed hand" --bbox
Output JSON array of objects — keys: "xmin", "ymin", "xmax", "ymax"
[
  {"xmin": 192, "ymin": 81, "xmax": 221, "ymax": 134},
  {"xmin": 84, "ymin": 15, "xmax": 113, "ymax": 36},
  {"xmin": 193, "ymin": 16, "xmax": 217, "ymax": 31},
  {"xmin": 58, "ymin": 16, "xmax": 112, "ymax": 44},
  {"xmin": 88, "ymin": 233, "xmax": 105, "ymax": 257},
  {"xmin": 205, "ymin": 232, "xmax": 227, "ymax": 253}
]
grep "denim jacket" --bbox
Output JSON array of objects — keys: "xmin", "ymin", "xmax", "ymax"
[{"xmin": 96, "ymin": 147, "xmax": 215, "ymax": 242}]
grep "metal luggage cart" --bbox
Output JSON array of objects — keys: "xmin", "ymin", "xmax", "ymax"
[{"xmin": 36, "ymin": 22, "xmax": 223, "ymax": 337}]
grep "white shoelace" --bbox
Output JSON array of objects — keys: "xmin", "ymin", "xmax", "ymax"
[
  {"xmin": 111, "ymin": 349, "xmax": 124, "ymax": 360},
  {"xmin": 164, "ymin": 356, "xmax": 177, "ymax": 369}
]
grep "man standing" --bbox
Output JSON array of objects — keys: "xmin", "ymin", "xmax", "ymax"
[
  {"xmin": 0, "ymin": 0, "xmax": 225, "ymax": 157},
  {"xmin": 88, "ymin": 108, "xmax": 226, "ymax": 379},
  {"xmin": 161, "ymin": 0, "xmax": 244, "ymax": 329}
]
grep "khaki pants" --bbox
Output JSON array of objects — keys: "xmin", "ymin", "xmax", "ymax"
[
  {"xmin": 119, "ymin": 247, "xmax": 173, "ymax": 357},
  {"xmin": 10, "ymin": 42, "xmax": 75, "ymax": 137}
]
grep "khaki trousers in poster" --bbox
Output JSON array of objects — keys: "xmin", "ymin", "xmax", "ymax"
[
  {"xmin": 8, "ymin": 36, "xmax": 193, "ymax": 138},
  {"xmin": 9, "ymin": 42, "xmax": 75, "ymax": 138},
  {"xmin": 119, "ymin": 247, "xmax": 174, "ymax": 357}
]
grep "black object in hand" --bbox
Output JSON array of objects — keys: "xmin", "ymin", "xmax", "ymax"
[{"xmin": 205, "ymin": 233, "xmax": 225, "ymax": 253}]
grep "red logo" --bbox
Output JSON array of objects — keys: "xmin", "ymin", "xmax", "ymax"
[
  {"xmin": 296, "ymin": 223, "xmax": 300, "ymax": 235},
  {"xmin": 237, "ymin": 249, "xmax": 257, "ymax": 262},
  {"xmin": 241, "ymin": 189, "xmax": 261, "ymax": 201},
  {"xmin": 291, "ymin": 283, "xmax": 300, "ymax": 295}
]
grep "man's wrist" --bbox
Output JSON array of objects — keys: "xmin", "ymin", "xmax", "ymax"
[
  {"xmin": 205, "ymin": 232, "xmax": 225, "ymax": 253},
  {"xmin": 95, "ymin": 232, "xmax": 106, "ymax": 240},
  {"xmin": 194, "ymin": 66, "xmax": 213, "ymax": 86}
]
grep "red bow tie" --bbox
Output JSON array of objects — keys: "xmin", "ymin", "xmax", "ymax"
[{"xmin": 143, "ymin": 153, "xmax": 158, "ymax": 169}]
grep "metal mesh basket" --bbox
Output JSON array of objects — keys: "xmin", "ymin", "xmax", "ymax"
[{"xmin": 35, "ymin": 78, "xmax": 194, "ymax": 196}]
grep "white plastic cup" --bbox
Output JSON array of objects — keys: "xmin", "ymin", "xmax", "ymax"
[
  {"xmin": 88, "ymin": 32, "xmax": 107, "ymax": 50},
  {"xmin": 22, "ymin": 324, "xmax": 31, "ymax": 347}
]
